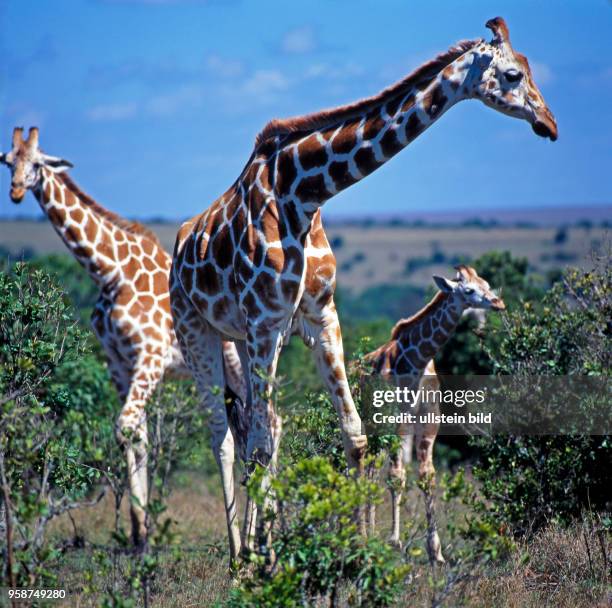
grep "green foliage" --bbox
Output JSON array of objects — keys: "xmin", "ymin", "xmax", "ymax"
[
  {"xmin": 280, "ymin": 390, "xmax": 345, "ymax": 469},
  {"xmin": 336, "ymin": 284, "xmax": 423, "ymax": 322},
  {"xmin": 147, "ymin": 379, "xmax": 218, "ymax": 484},
  {"xmin": 0, "ymin": 264, "xmax": 110, "ymax": 586},
  {"xmin": 439, "ymin": 468, "xmax": 515, "ymax": 562},
  {"xmin": 492, "ymin": 259, "xmax": 609, "ymax": 375},
  {"xmin": 471, "ymin": 435, "xmax": 610, "ymax": 537},
  {"xmin": 229, "ymin": 457, "xmax": 409, "ymax": 608},
  {"xmin": 29, "ymin": 254, "xmax": 99, "ymax": 326},
  {"xmin": 436, "ymin": 250, "xmax": 548, "ymax": 375},
  {"xmin": 471, "ymin": 254, "xmax": 611, "ymax": 536}
]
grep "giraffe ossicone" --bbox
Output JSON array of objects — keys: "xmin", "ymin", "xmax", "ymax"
[{"xmin": 170, "ymin": 16, "xmax": 555, "ymax": 562}]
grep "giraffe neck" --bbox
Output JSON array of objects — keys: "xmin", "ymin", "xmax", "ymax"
[
  {"xmin": 392, "ymin": 292, "xmax": 466, "ymax": 372},
  {"xmin": 33, "ymin": 169, "xmax": 138, "ymax": 288},
  {"xmin": 273, "ymin": 46, "xmax": 477, "ymax": 223}
]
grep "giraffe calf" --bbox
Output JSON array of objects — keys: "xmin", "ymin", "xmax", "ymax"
[{"xmin": 363, "ymin": 265, "xmax": 505, "ymax": 562}]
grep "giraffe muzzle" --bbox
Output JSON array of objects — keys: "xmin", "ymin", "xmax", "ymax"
[
  {"xmin": 531, "ymin": 109, "xmax": 558, "ymax": 141},
  {"xmin": 10, "ymin": 187, "xmax": 26, "ymax": 203},
  {"xmin": 490, "ymin": 298, "xmax": 506, "ymax": 311}
]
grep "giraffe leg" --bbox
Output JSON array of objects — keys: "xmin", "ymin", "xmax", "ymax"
[
  {"xmin": 303, "ymin": 300, "xmax": 367, "ymax": 532},
  {"xmin": 245, "ymin": 326, "xmax": 284, "ymax": 560},
  {"xmin": 115, "ymin": 361, "xmax": 162, "ymax": 547},
  {"xmin": 230, "ymin": 341, "xmax": 258, "ymax": 555},
  {"xmin": 172, "ymin": 289, "xmax": 241, "ymax": 563},
  {"xmin": 389, "ymin": 411, "xmax": 414, "ymax": 547},
  {"xmin": 388, "ymin": 446, "xmax": 405, "ymax": 548},
  {"xmin": 366, "ymin": 458, "xmax": 379, "ymax": 536},
  {"xmin": 240, "ymin": 415, "xmax": 283, "ymax": 559},
  {"xmin": 415, "ymin": 372, "xmax": 444, "ymax": 564},
  {"xmin": 306, "ymin": 302, "xmax": 366, "ymax": 470}
]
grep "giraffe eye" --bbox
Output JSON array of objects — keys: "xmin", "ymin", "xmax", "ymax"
[
  {"xmin": 464, "ymin": 288, "xmax": 475, "ymax": 295},
  {"xmin": 504, "ymin": 69, "xmax": 523, "ymax": 83}
]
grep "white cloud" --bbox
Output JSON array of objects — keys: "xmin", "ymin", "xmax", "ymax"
[
  {"xmin": 281, "ymin": 26, "xmax": 317, "ymax": 55},
  {"xmin": 86, "ymin": 102, "xmax": 138, "ymax": 121},
  {"xmin": 242, "ymin": 69, "xmax": 289, "ymax": 96}
]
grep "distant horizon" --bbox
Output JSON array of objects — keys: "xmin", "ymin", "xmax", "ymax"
[{"xmin": 1, "ymin": 201, "xmax": 609, "ymax": 228}]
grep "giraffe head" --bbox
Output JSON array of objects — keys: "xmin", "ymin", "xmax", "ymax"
[
  {"xmin": 467, "ymin": 17, "xmax": 557, "ymax": 141},
  {"xmin": 0, "ymin": 127, "xmax": 73, "ymax": 203},
  {"xmin": 433, "ymin": 265, "xmax": 505, "ymax": 312}
]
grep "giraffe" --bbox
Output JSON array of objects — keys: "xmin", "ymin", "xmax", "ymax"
[
  {"xmin": 169, "ymin": 16, "xmax": 556, "ymax": 562},
  {"xmin": 363, "ymin": 265, "xmax": 505, "ymax": 561},
  {"xmin": 0, "ymin": 127, "xmax": 246, "ymax": 546}
]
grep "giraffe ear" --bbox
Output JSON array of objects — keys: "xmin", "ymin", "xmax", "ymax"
[
  {"xmin": 0, "ymin": 153, "xmax": 6, "ymax": 165},
  {"xmin": 41, "ymin": 154, "xmax": 73, "ymax": 173},
  {"xmin": 433, "ymin": 275, "xmax": 456, "ymax": 293}
]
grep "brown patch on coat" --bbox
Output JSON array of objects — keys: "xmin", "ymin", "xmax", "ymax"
[
  {"xmin": 275, "ymin": 149, "xmax": 297, "ymax": 197},
  {"xmin": 331, "ymin": 120, "xmax": 359, "ymax": 154},
  {"xmin": 354, "ymin": 146, "xmax": 381, "ymax": 176},
  {"xmin": 295, "ymin": 173, "xmax": 331, "ymax": 203},
  {"xmin": 328, "ymin": 160, "xmax": 357, "ymax": 191},
  {"xmin": 298, "ymin": 135, "xmax": 329, "ymax": 170}
]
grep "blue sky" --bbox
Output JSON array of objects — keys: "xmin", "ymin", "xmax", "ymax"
[{"xmin": 1, "ymin": 0, "xmax": 611, "ymax": 221}]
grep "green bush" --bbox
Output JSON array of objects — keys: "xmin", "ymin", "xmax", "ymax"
[
  {"xmin": 227, "ymin": 457, "xmax": 409, "ymax": 608},
  {"xmin": 0, "ymin": 263, "xmax": 112, "ymax": 586},
  {"xmin": 29, "ymin": 254, "xmax": 100, "ymax": 327},
  {"xmin": 471, "ymin": 254, "xmax": 611, "ymax": 535}
]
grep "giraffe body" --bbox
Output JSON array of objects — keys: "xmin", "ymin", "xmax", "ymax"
[
  {"xmin": 170, "ymin": 16, "xmax": 554, "ymax": 562},
  {"xmin": 0, "ymin": 128, "xmax": 245, "ymax": 545},
  {"xmin": 364, "ymin": 265, "xmax": 505, "ymax": 561}
]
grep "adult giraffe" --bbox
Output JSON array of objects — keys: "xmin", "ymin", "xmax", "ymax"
[
  {"xmin": 170, "ymin": 17, "xmax": 557, "ymax": 561},
  {"xmin": 0, "ymin": 127, "xmax": 245, "ymax": 546}
]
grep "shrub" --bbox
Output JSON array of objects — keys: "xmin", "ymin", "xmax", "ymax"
[
  {"xmin": 471, "ymin": 252, "xmax": 611, "ymax": 535},
  {"xmin": 30, "ymin": 254, "xmax": 99, "ymax": 327},
  {"xmin": 227, "ymin": 457, "xmax": 409, "ymax": 608},
  {"xmin": 0, "ymin": 263, "xmax": 110, "ymax": 586}
]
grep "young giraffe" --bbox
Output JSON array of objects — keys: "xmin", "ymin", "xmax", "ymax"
[
  {"xmin": 364, "ymin": 266, "xmax": 505, "ymax": 562},
  {"xmin": 169, "ymin": 16, "xmax": 556, "ymax": 561},
  {"xmin": 0, "ymin": 127, "xmax": 246, "ymax": 546},
  {"xmin": 362, "ymin": 307, "xmax": 487, "ymax": 538}
]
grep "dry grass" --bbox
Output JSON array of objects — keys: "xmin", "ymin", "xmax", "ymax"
[
  {"xmin": 40, "ymin": 470, "xmax": 610, "ymax": 607},
  {"xmin": 462, "ymin": 522, "xmax": 611, "ymax": 608}
]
